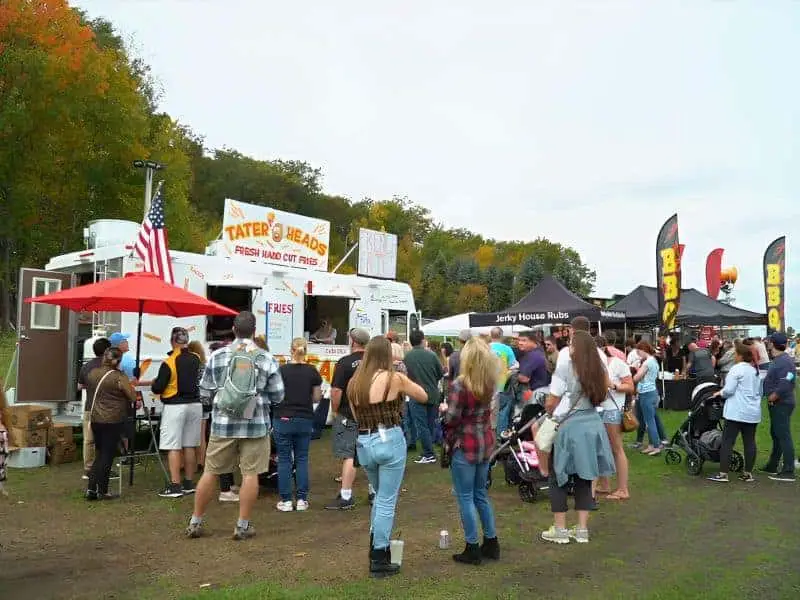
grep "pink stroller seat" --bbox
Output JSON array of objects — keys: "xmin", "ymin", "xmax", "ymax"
[{"xmin": 515, "ymin": 441, "xmax": 540, "ymax": 468}]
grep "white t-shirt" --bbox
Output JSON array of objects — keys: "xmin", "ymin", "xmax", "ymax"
[
  {"xmin": 602, "ymin": 356, "xmax": 630, "ymax": 411},
  {"xmin": 551, "ymin": 345, "xmax": 608, "ymax": 418},
  {"xmin": 627, "ymin": 349, "xmax": 642, "ymax": 369}
]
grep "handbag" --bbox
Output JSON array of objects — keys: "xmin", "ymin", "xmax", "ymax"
[
  {"xmin": 614, "ymin": 392, "xmax": 639, "ymax": 433},
  {"xmin": 534, "ymin": 394, "xmax": 581, "ymax": 453}
]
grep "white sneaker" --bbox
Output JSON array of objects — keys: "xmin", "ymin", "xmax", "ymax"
[
  {"xmin": 296, "ymin": 499, "xmax": 309, "ymax": 511},
  {"xmin": 219, "ymin": 491, "xmax": 240, "ymax": 503},
  {"xmin": 230, "ymin": 485, "xmax": 241, "ymax": 493},
  {"xmin": 276, "ymin": 500, "xmax": 294, "ymax": 512}
]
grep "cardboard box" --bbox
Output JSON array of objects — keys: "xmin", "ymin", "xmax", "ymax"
[
  {"xmin": 49, "ymin": 442, "xmax": 78, "ymax": 465},
  {"xmin": 9, "ymin": 405, "xmax": 52, "ymax": 430},
  {"xmin": 10, "ymin": 427, "xmax": 48, "ymax": 448},
  {"xmin": 48, "ymin": 423, "xmax": 75, "ymax": 446}
]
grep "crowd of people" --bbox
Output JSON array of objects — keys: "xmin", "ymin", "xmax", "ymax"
[{"xmin": 3, "ymin": 310, "xmax": 796, "ymax": 578}]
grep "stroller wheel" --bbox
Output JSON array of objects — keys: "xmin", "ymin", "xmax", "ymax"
[
  {"xmin": 665, "ymin": 449, "xmax": 682, "ymax": 466},
  {"xmin": 729, "ymin": 451, "xmax": 745, "ymax": 473},
  {"xmin": 687, "ymin": 456, "xmax": 704, "ymax": 476},
  {"xmin": 518, "ymin": 483, "xmax": 537, "ymax": 503}
]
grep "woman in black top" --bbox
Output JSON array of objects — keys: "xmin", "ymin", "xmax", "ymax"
[{"xmin": 275, "ymin": 338, "xmax": 322, "ymax": 512}]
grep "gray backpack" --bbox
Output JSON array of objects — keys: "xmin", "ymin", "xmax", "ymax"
[{"xmin": 216, "ymin": 344, "xmax": 260, "ymax": 418}]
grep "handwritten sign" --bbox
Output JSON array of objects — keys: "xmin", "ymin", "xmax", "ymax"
[{"xmin": 358, "ymin": 228, "xmax": 398, "ymax": 279}]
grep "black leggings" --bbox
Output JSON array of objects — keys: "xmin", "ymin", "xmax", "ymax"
[
  {"xmin": 89, "ymin": 421, "xmax": 124, "ymax": 494},
  {"xmin": 719, "ymin": 419, "xmax": 757, "ymax": 473},
  {"xmin": 547, "ymin": 452, "xmax": 593, "ymax": 512}
]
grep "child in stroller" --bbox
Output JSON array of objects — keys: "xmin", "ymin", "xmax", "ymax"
[
  {"xmin": 664, "ymin": 382, "xmax": 744, "ymax": 476},
  {"xmin": 488, "ymin": 403, "xmax": 549, "ymax": 502}
]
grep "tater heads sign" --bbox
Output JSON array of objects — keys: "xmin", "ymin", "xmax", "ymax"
[{"xmin": 222, "ymin": 199, "xmax": 330, "ymax": 271}]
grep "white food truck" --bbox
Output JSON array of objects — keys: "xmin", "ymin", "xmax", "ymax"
[{"xmin": 14, "ymin": 199, "xmax": 419, "ymax": 424}]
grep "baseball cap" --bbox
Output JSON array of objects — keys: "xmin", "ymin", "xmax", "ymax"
[
  {"xmin": 349, "ymin": 327, "xmax": 371, "ymax": 346},
  {"xmin": 458, "ymin": 329, "xmax": 472, "ymax": 343},
  {"xmin": 768, "ymin": 332, "xmax": 788, "ymax": 346},
  {"xmin": 171, "ymin": 327, "xmax": 189, "ymax": 346},
  {"xmin": 108, "ymin": 332, "xmax": 130, "ymax": 347}
]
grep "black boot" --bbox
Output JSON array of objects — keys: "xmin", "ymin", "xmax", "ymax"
[
  {"xmin": 481, "ymin": 536, "xmax": 500, "ymax": 560},
  {"xmin": 369, "ymin": 533, "xmax": 374, "ymax": 562},
  {"xmin": 369, "ymin": 547, "xmax": 400, "ymax": 578},
  {"xmin": 453, "ymin": 542, "xmax": 482, "ymax": 565}
]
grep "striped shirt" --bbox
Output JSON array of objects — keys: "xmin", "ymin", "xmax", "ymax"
[{"xmin": 200, "ymin": 339, "xmax": 284, "ymax": 438}]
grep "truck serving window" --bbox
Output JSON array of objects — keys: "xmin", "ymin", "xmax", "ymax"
[{"xmin": 207, "ymin": 285, "xmax": 252, "ymax": 341}]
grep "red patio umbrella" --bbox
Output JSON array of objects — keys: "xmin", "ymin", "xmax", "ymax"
[
  {"xmin": 25, "ymin": 271, "xmax": 238, "ymax": 485},
  {"xmin": 25, "ymin": 271, "xmax": 237, "ymax": 372}
]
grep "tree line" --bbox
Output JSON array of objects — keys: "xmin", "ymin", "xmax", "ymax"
[{"xmin": 0, "ymin": 1, "xmax": 596, "ymax": 329}]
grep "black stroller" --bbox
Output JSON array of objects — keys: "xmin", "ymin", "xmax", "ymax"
[
  {"xmin": 488, "ymin": 403, "xmax": 549, "ymax": 502},
  {"xmin": 664, "ymin": 381, "xmax": 744, "ymax": 476}
]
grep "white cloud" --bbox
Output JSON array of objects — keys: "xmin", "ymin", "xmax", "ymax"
[{"xmin": 74, "ymin": 0, "xmax": 799, "ymax": 326}]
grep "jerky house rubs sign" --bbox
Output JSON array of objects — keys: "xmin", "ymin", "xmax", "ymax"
[{"xmin": 221, "ymin": 199, "xmax": 331, "ymax": 271}]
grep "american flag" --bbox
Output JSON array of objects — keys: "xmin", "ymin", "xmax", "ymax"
[{"xmin": 134, "ymin": 185, "xmax": 175, "ymax": 284}]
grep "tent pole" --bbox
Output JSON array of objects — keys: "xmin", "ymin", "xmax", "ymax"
[{"xmin": 130, "ymin": 301, "xmax": 143, "ymax": 487}]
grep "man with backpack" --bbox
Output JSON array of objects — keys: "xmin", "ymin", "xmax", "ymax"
[{"xmin": 186, "ymin": 311, "xmax": 284, "ymax": 541}]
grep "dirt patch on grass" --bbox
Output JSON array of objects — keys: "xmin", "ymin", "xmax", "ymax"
[{"xmin": 1, "ymin": 436, "xmax": 799, "ymax": 599}]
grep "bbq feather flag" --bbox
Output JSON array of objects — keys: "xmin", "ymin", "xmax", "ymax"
[{"xmin": 134, "ymin": 182, "xmax": 175, "ymax": 285}]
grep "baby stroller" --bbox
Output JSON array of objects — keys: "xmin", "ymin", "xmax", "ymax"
[
  {"xmin": 488, "ymin": 403, "xmax": 549, "ymax": 502},
  {"xmin": 664, "ymin": 381, "xmax": 744, "ymax": 476},
  {"xmin": 257, "ymin": 428, "xmax": 281, "ymax": 489}
]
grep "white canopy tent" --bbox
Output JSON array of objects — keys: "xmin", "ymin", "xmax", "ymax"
[{"xmin": 421, "ymin": 312, "xmax": 522, "ymax": 338}]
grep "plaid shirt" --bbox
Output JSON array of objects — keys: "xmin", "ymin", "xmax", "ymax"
[
  {"xmin": 200, "ymin": 339, "xmax": 284, "ymax": 439},
  {"xmin": 443, "ymin": 379, "xmax": 495, "ymax": 464}
]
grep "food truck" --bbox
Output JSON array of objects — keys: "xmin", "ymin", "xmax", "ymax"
[{"xmin": 14, "ymin": 199, "xmax": 419, "ymax": 423}]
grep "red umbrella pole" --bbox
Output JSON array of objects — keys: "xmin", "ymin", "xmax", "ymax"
[{"xmin": 130, "ymin": 299, "xmax": 144, "ymax": 487}]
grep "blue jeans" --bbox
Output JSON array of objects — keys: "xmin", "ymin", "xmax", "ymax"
[
  {"xmin": 403, "ymin": 401, "xmax": 418, "ymax": 447},
  {"xmin": 766, "ymin": 403, "xmax": 795, "ymax": 475},
  {"xmin": 496, "ymin": 392, "xmax": 515, "ymax": 438},
  {"xmin": 638, "ymin": 390, "xmax": 661, "ymax": 447},
  {"xmin": 409, "ymin": 401, "xmax": 436, "ymax": 458},
  {"xmin": 450, "ymin": 450, "xmax": 497, "ymax": 544},
  {"xmin": 356, "ymin": 426, "xmax": 407, "ymax": 550},
  {"xmin": 273, "ymin": 417, "xmax": 313, "ymax": 501}
]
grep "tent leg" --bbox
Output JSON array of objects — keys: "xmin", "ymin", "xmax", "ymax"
[{"xmin": 130, "ymin": 302, "xmax": 144, "ymax": 487}]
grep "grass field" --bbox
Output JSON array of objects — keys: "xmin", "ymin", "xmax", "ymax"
[{"xmin": 1, "ymin": 327, "xmax": 799, "ymax": 599}]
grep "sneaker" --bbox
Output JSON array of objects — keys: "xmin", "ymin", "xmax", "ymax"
[
  {"xmin": 186, "ymin": 522, "xmax": 203, "ymax": 539},
  {"xmin": 324, "ymin": 494, "xmax": 355, "ymax": 510},
  {"xmin": 738, "ymin": 472, "xmax": 755, "ymax": 483},
  {"xmin": 541, "ymin": 526, "xmax": 570, "ymax": 544},
  {"xmin": 82, "ymin": 474, "xmax": 90, "ymax": 481},
  {"xmin": 760, "ymin": 466, "xmax": 779, "ymax": 475},
  {"xmin": 158, "ymin": 483, "xmax": 184, "ymax": 498},
  {"xmin": 628, "ymin": 442, "xmax": 643, "ymax": 450},
  {"xmin": 230, "ymin": 485, "xmax": 241, "ymax": 493},
  {"xmin": 85, "ymin": 490, "xmax": 99, "ymax": 501},
  {"xmin": 276, "ymin": 500, "xmax": 294, "ymax": 512},
  {"xmin": 568, "ymin": 527, "xmax": 589, "ymax": 544},
  {"xmin": 182, "ymin": 480, "xmax": 195, "ymax": 495},
  {"xmin": 219, "ymin": 491, "xmax": 240, "ymax": 503},
  {"xmin": 296, "ymin": 499, "xmax": 309, "ymax": 512},
  {"xmin": 232, "ymin": 524, "xmax": 256, "ymax": 540},
  {"xmin": 414, "ymin": 455, "xmax": 437, "ymax": 465},
  {"xmin": 707, "ymin": 473, "xmax": 729, "ymax": 483},
  {"xmin": 768, "ymin": 473, "xmax": 796, "ymax": 482}
]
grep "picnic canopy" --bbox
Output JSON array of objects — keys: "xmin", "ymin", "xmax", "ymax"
[
  {"xmin": 469, "ymin": 275, "xmax": 626, "ymax": 328},
  {"xmin": 422, "ymin": 312, "xmax": 522, "ymax": 337},
  {"xmin": 609, "ymin": 285, "xmax": 767, "ymax": 327}
]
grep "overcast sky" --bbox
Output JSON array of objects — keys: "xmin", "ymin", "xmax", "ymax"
[{"xmin": 74, "ymin": 0, "xmax": 798, "ymax": 327}]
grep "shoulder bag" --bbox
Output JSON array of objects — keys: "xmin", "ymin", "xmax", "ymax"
[
  {"xmin": 534, "ymin": 393, "xmax": 581, "ymax": 453},
  {"xmin": 609, "ymin": 391, "xmax": 639, "ymax": 433}
]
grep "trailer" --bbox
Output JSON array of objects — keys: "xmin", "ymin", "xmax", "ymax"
[{"xmin": 13, "ymin": 216, "xmax": 419, "ymax": 424}]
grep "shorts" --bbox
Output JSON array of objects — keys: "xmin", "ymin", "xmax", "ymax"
[
  {"xmin": 332, "ymin": 417, "xmax": 358, "ymax": 461},
  {"xmin": 205, "ymin": 435, "xmax": 270, "ymax": 476},
  {"xmin": 159, "ymin": 403, "xmax": 202, "ymax": 450},
  {"xmin": 601, "ymin": 409, "xmax": 622, "ymax": 425}
]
